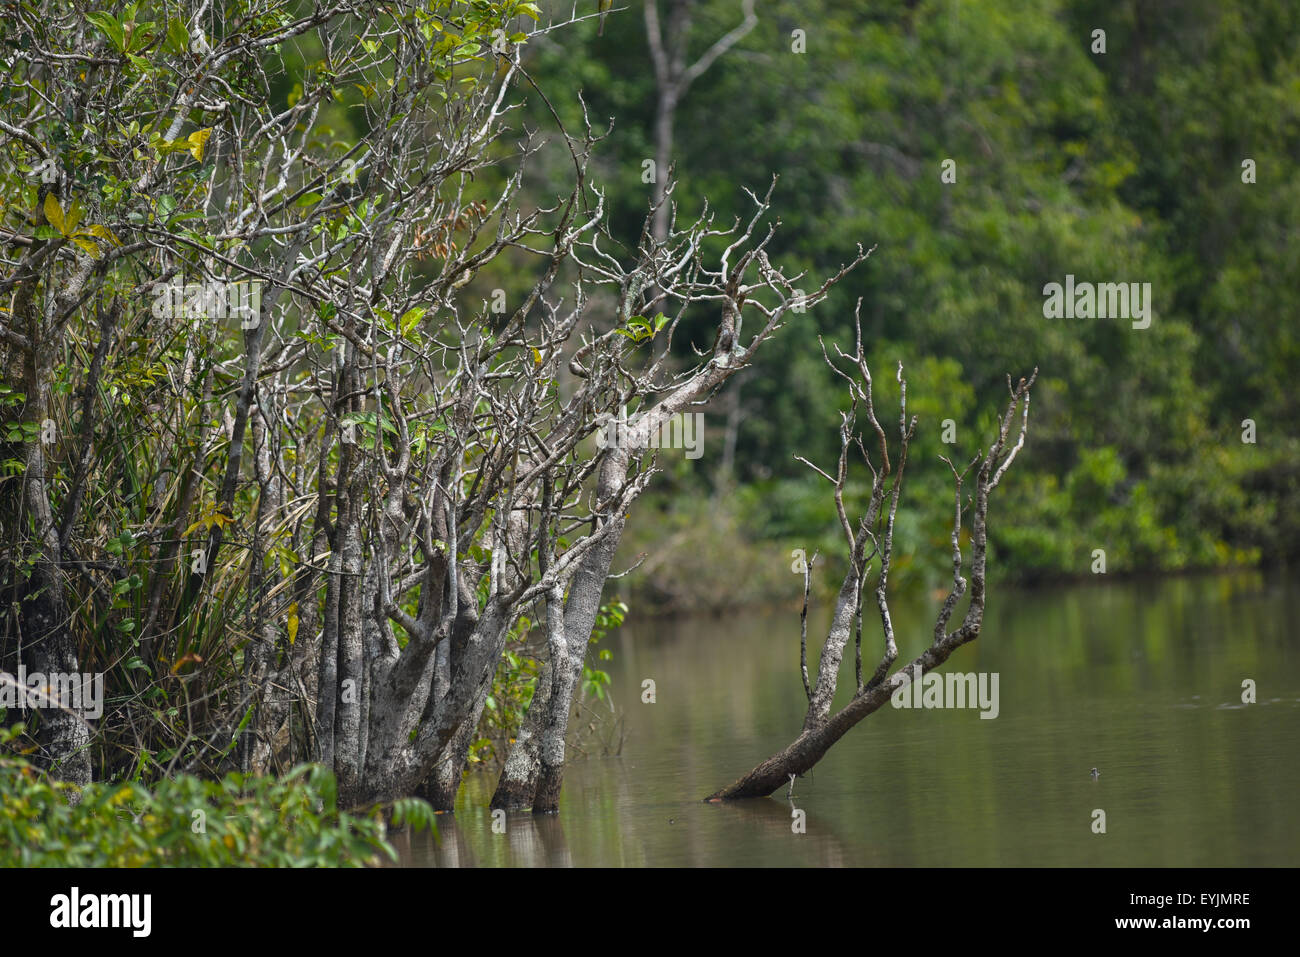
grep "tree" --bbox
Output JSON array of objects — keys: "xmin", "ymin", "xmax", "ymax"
[
  {"xmin": 524, "ymin": 0, "xmax": 1269, "ymax": 587},
  {"xmin": 644, "ymin": 0, "xmax": 757, "ymax": 243},
  {"xmin": 708, "ymin": 308, "xmax": 1035, "ymax": 800},
  {"xmin": 0, "ymin": 0, "xmax": 864, "ymax": 810}
]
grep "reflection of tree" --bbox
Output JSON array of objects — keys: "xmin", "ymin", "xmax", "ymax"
[
  {"xmin": 397, "ymin": 810, "xmax": 571, "ymax": 868},
  {"xmin": 707, "ymin": 796, "xmax": 870, "ymax": 867},
  {"xmin": 496, "ymin": 811, "xmax": 571, "ymax": 867},
  {"xmin": 393, "ymin": 815, "xmax": 477, "ymax": 869}
]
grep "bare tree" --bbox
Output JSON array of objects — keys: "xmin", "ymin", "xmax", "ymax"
[
  {"xmin": 645, "ymin": 0, "xmax": 758, "ymax": 243},
  {"xmin": 707, "ymin": 307, "xmax": 1036, "ymax": 800},
  {"xmin": 0, "ymin": 0, "xmax": 864, "ymax": 812}
]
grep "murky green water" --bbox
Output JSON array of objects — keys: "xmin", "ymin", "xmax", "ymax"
[{"xmin": 395, "ymin": 571, "xmax": 1300, "ymax": 866}]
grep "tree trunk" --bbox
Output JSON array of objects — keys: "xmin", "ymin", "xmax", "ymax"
[
  {"xmin": 651, "ymin": 89, "xmax": 676, "ymax": 244},
  {"xmin": 705, "ymin": 362, "xmax": 1034, "ymax": 802},
  {"xmin": 9, "ymin": 245, "xmax": 93, "ymax": 790},
  {"xmin": 21, "ymin": 560, "xmax": 92, "ymax": 790},
  {"xmin": 707, "ymin": 643, "xmax": 960, "ymax": 800},
  {"xmin": 419, "ymin": 719, "xmax": 474, "ymax": 811},
  {"xmin": 490, "ymin": 656, "xmax": 552, "ymax": 809},
  {"xmin": 491, "ymin": 451, "xmax": 631, "ymax": 812}
]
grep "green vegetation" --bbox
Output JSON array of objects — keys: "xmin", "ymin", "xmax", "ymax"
[
  {"xmin": 0, "ymin": 727, "xmax": 429, "ymax": 866},
  {"xmin": 513, "ymin": 0, "xmax": 1300, "ymax": 603},
  {"xmin": 1, "ymin": 0, "xmax": 565, "ymax": 789},
  {"xmin": 2, "ymin": 0, "xmax": 1295, "ymax": 829}
]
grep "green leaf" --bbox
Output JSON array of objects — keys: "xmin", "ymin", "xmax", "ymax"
[
  {"xmin": 86, "ymin": 11, "xmax": 126, "ymax": 53},
  {"xmin": 398, "ymin": 306, "xmax": 426, "ymax": 338},
  {"xmin": 164, "ymin": 17, "xmax": 189, "ymax": 54},
  {"xmin": 221, "ymin": 705, "xmax": 254, "ymax": 757}
]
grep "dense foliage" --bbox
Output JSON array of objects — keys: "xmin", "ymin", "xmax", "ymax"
[
  {"xmin": 1, "ymin": 0, "xmax": 715, "ymax": 807},
  {"xmin": 510, "ymin": 0, "xmax": 1299, "ymax": 599},
  {"xmin": 0, "ymin": 727, "xmax": 428, "ymax": 865}
]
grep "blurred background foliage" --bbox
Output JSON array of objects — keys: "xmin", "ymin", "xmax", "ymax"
[{"xmin": 479, "ymin": 0, "xmax": 1299, "ymax": 610}]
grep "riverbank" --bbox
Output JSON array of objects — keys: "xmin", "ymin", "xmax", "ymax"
[{"xmin": 612, "ymin": 485, "xmax": 1268, "ymax": 618}]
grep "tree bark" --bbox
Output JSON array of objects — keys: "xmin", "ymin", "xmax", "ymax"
[
  {"xmin": 707, "ymin": 639, "xmax": 969, "ymax": 800},
  {"xmin": 7, "ymin": 234, "xmax": 93, "ymax": 790},
  {"xmin": 706, "ymin": 357, "xmax": 1035, "ymax": 802}
]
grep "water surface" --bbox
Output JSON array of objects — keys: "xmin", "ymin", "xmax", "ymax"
[{"xmin": 397, "ymin": 571, "xmax": 1299, "ymax": 866}]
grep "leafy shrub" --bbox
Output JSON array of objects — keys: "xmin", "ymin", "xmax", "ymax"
[{"xmin": 0, "ymin": 728, "xmax": 433, "ymax": 867}]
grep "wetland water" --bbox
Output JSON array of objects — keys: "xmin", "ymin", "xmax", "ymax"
[{"xmin": 395, "ymin": 571, "xmax": 1300, "ymax": 866}]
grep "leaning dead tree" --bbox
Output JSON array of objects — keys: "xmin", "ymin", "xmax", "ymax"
[
  {"xmin": 707, "ymin": 309, "xmax": 1036, "ymax": 801},
  {"xmin": 333, "ymin": 172, "xmax": 866, "ymax": 810}
]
